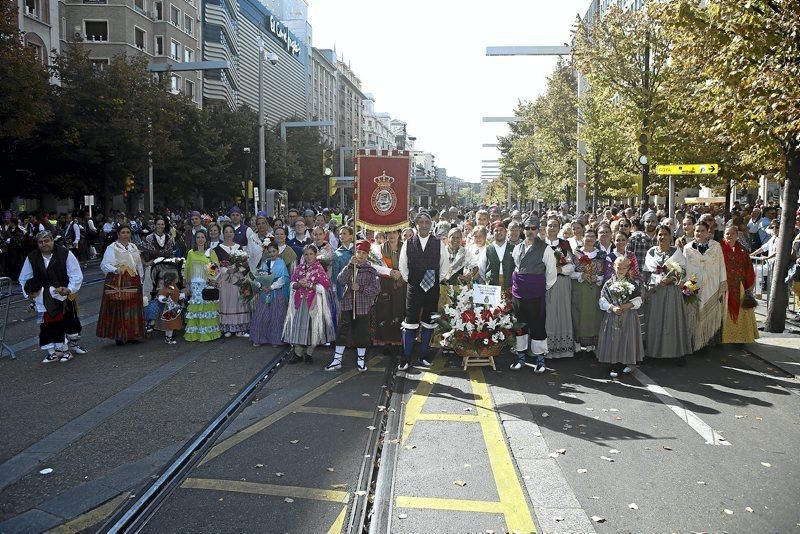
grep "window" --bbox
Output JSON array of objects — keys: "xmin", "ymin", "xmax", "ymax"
[
  {"xmin": 185, "ymin": 79, "xmax": 194, "ymax": 99},
  {"xmin": 24, "ymin": 0, "xmax": 40, "ymax": 19},
  {"xmin": 170, "ymin": 39, "xmax": 180, "ymax": 61},
  {"xmin": 183, "ymin": 47, "xmax": 193, "ymax": 62},
  {"xmin": 154, "ymin": 35, "xmax": 163, "ymax": 55},
  {"xmin": 84, "ymin": 20, "xmax": 108, "ymax": 42},
  {"xmin": 154, "ymin": 1, "xmax": 162, "ymax": 19},
  {"xmin": 134, "ymin": 0, "xmax": 145, "ymax": 13},
  {"xmin": 27, "ymin": 42, "xmax": 45, "ymax": 64},
  {"xmin": 170, "ymin": 75, "xmax": 181, "ymax": 93},
  {"xmin": 91, "ymin": 58, "xmax": 110, "ymax": 70},
  {"xmin": 170, "ymin": 5, "xmax": 180, "ymax": 26},
  {"xmin": 183, "ymin": 13, "xmax": 193, "ymax": 35},
  {"xmin": 134, "ymin": 27, "xmax": 146, "ymax": 51}
]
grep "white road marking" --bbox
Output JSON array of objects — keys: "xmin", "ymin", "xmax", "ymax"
[{"xmin": 632, "ymin": 368, "xmax": 731, "ymax": 446}]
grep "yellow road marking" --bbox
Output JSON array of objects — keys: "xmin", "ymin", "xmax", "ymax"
[
  {"xmin": 46, "ymin": 492, "xmax": 130, "ymax": 534},
  {"xmin": 201, "ymin": 361, "xmax": 376, "ymax": 465},
  {"xmin": 396, "ymin": 496, "xmax": 505, "ymax": 514},
  {"xmin": 182, "ymin": 478, "xmax": 349, "ymax": 503},
  {"xmin": 415, "ymin": 413, "xmax": 483, "ymax": 422},
  {"xmin": 470, "ymin": 368, "xmax": 536, "ymax": 532},
  {"xmin": 400, "ymin": 358, "xmax": 446, "ymax": 445},
  {"xmin": 327, "ymin": 505, "xmax": 348, "ymax": 534},
  {"xmin": 295, "ymin": 406, "xmax": 373, "ymax": 419}
]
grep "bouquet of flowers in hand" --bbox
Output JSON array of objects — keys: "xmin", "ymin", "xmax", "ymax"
[
  {"xmin": 440, "ymin": 284, "xmax": 514, "ymax": 354},
  {"xmin": 207, "ymin": 262, "xmax": 219, "ymax": 281},
  {"xmin": 553, "ymin": 248, "xmax": 568, "ymax": 266},
  {"xmin": 236, "ymin": 276, "xmax": 257, "ymax": 305},
  {"xmin": 681, "ymin": 275, "xmax": 700, "ymax": 304},
  {"xmin": 230, "ymin": 249, "xmax": 250, "ymax": 273},
  {"xmin": 608, "ymin": 278, "xmax": 636, "ymax": 302}
]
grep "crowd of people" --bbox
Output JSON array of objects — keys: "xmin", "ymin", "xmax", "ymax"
[{"xmin": 9, "ymin": 199, "xmax": 800, "ymax": 375}]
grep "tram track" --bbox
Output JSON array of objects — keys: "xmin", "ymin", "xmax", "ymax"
[{"xmin": 98, "ymin": 350, "xmax": 400, "ymax": 534}]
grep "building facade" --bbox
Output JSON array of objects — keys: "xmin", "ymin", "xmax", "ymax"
[
  {"xmin": 361, "ymin": 94, "xmax": 395, "ymax": 150},
  {"xmin": 202, "ymin": 0, "xmax": 308, "ymax": 126},
  {"xmin": 335, "ymin": 59, "xmax": 364, "ymax": 149},
  {"xmin": 18, "ymin": 0, "xmax": 60, "ymax": 82},
  {"xmin": 60, "ymin": 0, "xmax": 202, "ymax": 103},
  {"xmin": 310, "ymin": 47, "xmax": 337, "ymax": 146}
]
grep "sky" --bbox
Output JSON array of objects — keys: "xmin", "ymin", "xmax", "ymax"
[{"xmin": 308, "ymin": 0, "xmax": 588, "ymax": 182}]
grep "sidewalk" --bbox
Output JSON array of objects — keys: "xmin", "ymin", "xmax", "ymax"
[{"xmin": 750, "ymin": 300, "xmax": 800, "ymax": 377}]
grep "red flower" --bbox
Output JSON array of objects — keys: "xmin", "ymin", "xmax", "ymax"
[
  {"xmin": 461, "ymin": 310, "xmax": 477, "ymax": 323},
  {"xmin": 481, "ymin": 308, "xmax": 492, "ymax": 322},
  {"xmin": 579, "ymin": 255, "xmax": 591, "ymax": 266}
]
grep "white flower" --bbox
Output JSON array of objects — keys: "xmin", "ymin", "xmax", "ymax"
[{"xmin": 483, "ymin": 339, "xmax": 489, "ymax": 345}]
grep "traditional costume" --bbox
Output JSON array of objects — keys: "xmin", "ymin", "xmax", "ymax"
[
  {"xmin": 97, "ymin": 240, "xmax": 145, "ymax": 343},
  {"xmin": 571, "ymin": 247, "xmax": 605, "ymax": 351},
  {"xmin": 643, "ymin": 246, "xmax": 692, "ymax": 359},
  {"xmin": 720, "ymin": 240, "xmax": 759, "ymax": 344},
  {"xmin": 371, "ymin": 239, "xmax": 406, "ymax": 346},
  {"xmin": 214, "ymin": 243, "xmax": 250, "ymax": 335},
  {"xmin": 183, "ymin": 248, "xmax": 221, "ymax": 342},
  {"xmin": 249, "ymin": 254, "xmax": 290, "ymax": 346},
  {"xmin": 155, "ymin": 283, "xmax": 184, "ymax": 344},
  {"xmin": 544, "ymin": 238, "xmax": 576, "ymax": 359},
  {"xmin": 597, "ymin": 274, "xmax": 645, "ymax": 369},
  {"xmin": 684, "ymin": 239, "xmax": 727, "ymax": 351},
  {"xmin": 283, "ymin": 255, "xmax": 335, "ymax": 362}
]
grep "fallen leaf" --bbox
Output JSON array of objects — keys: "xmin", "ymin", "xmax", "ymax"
[
  {"xmin": 464, "ymin": 407, "xmax": 472, "ymax": 412},
  {"xmin": 609, "ymin": 449, "xmax": 620, "ymax": 454},
  {"xmin": 377, "ymin": 405, "xmax": 386, "ymax": 411},
  {"xmin": 367, "ymin": 426, "xmax": 377, "ymax": 431},
  {"xmin": 697, "ymin": 481, "xmax": 706, "ymax": 485},
  {"xmin": 590, "ymin": 516, "xmax": 606, "ymax": 523},
  {"xmin": 614, "ymin": 416, "xmax": 623, "ymax": 421},
  {"xmin": 553, "ymin": 516, "xmax": 565, "ymax": 522},
  {"xmin": 629, "ymin": 503, "xmax": 639, "ymax": 510},
  {"xmin": 397, "ymin": 513, "xmax": 408, "ymax": 519},
  {"xmin": 355, "ymin": 490, "xmax": 367, "ymax": 496},
  {"xmin": 735, "ymin": 415, "xmax": 745, "ymax": 419},
  {"xmin": 663, "ymin": 446, "xmax": 673, "ymax": 451},
  {"xmin": 586, "ymin": 407, "xmax": 594, "ymax": 411},
  {"xmin": 600, "ymin": 456, "xmax": 615, "ymax": 462},
  {"xmin": 326, "ymin": 467, "xmax": 335, "ymax": 472},
  {"xmin": 590, "ymin": 496, "xmax": 600, "ymax": 499},
  {"xmin": 609, "ymin": 408, "xmax": 619, "ymax": 412},
  {"xmin": 755, "ymin": 416, "xmax": 763, "ymax": 421},
  {"xmin": 541, "ymin": 412, "xmax": 550, "ymax": 418},
  {"xmin": 745, "ymin": 507, "xmax": 753, "ymax": 513},
  {"xmin": 331, "ymin": 484, "xmax": 347, "ymax": 489},
  {"xmin": 218, "ymin": 497, "xmax": 224, "ymax": 501},
  {"xmin": 404, "ymin": 445, "xmax": 416, "ymax": 450},
  {"xmin": 548, "ymin": 452, "xmax": 560, "ymax": 459},
  {"xmin": 454, "ymin": 480, "xmax": 467, "ymax": 487},
  {"xmin": 361, "ymin": 393, "xmax": 371, "ymax": 397},
  {"xmin": 39, "ymin": 468, "xmax": 53, "ymax": 475},
  {"xmin": 464, "ymin": 463, "xmax": 471, "ymax": 468},
  {"xmin": 577, "ymin": 468, "xmax": 588, "ymax": 474},
  {"xmin": 254, "ymin": 464, "xmax": 264, "ymax": 468},
  {"xmin": 556, "ymin": 448, "xmax": 567, "ymax": 454},
  {"xmin": 761, "ymin": 462, "xmax": 771, "ymax": 467},
  {"xmin": 275, "ymin": 472, "xmax": 284, "ymax": 477},
  {"xmin": 290, "ymin": 440, "xmax": 299, "ymax": 444},
  {"xmin": 284, "ymin": 498, "xmax": 294, "ymax": 503},
  {"xmin": 724, "ymin": 509, "xmax": 733, "ymax": 515}
]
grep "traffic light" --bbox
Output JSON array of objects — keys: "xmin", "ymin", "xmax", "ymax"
[
  {"xmin": 637, "ymin": 133, "xmax": 648, "ymax": 165},
  {"xmin": 124, "ymin": 175, "xmax": 135, "ymax": 192},
  {"xmin": 322, "ymin": 148, "xmax": 334, "ymax": 177}
]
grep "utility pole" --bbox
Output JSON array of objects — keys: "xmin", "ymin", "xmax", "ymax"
[{"xmin": 640, "ymin": 31, "xmax": 650, "ymax": 211}]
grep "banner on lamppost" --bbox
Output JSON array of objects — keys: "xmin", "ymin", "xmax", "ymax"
[{"xmin": 355, "ymin": 149, "xmax": 411, "ymax": 231}]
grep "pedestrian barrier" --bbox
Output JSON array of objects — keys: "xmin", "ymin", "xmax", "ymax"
[{"xmin": 0, "ymin": 277, "xmax": 17, "ymax": 360}]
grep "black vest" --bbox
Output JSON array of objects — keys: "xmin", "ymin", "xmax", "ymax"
[
  {"xmin": 515, "ymin": 239, "xmax": 547, "ymax": 275},
  {"xmin": 407, "ymin": 235, "xmax": 440, "ymax": 286},
  {"xmin": 485, "ymin": 242, "xmax": 514, "ymax": 288},
  {"xmin": 28, "ymin": 246, "xmax": 70, "ymax": 315}
]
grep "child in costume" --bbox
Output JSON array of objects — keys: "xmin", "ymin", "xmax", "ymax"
[{"xmin": 155, "ymin": 271, "xmax": 185, "ymax": 344}]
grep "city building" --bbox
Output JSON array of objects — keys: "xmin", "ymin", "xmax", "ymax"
[
  {"xmin": 202, "ymin": 0, "xmax": 308, "ymax": 125},
  {"xmin": 310, "ymin": 47, "xmax": 337, "ymax": 146},
  {"xmin": 361, "ymin": 94, "xmax": 395, "ymax": 150},
  {"xmin": 335, "ymin": 58, "xmax": 365, "ymax": 149},
  {"xmin": 18, "ymin": 0, "xmax": 60, "ymax": 82},
  {"xmin": 390, "ymin": 119, "xmax": 415, "ymax": 151},
  {"xmin": 60, "ymin": 0, "xmax": 203, "ymax": 104}
]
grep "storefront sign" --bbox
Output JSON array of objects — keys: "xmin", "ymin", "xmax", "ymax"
[{"xmin": 268, "ymin": 15, "xmax": 300, "ymax": 57}]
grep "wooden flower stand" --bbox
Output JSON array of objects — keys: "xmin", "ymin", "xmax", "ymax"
[{"xmin": 454, "ymin": 345, "xmax": 501, "ymax": 371}]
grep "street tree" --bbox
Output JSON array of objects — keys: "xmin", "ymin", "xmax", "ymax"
[{"xmin": 663, "ymin": 0, "xmax": 800, "ymax": 332}]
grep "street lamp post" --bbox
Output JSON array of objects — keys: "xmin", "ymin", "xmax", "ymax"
[
  {"xmin": 243, "ymin": 147, "xmax": 251, "ymax": 216},
  {"xmin": 256, "ymin": 36, "xmax": 279, "ymax": 213}
]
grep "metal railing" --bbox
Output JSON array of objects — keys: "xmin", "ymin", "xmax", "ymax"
[{"xmin": 0, "ymin": 277, "xmax": 17, "ymax": 360}]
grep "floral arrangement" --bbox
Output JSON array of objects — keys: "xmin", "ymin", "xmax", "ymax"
[
  {"xmin": 607, "ymin": 278, "xmax": 636, "ymax": 302},
  {"xmin": 230, "ymin": 249, "xmax": 250, "ymax": 272},
  {"xmin": 440, "ymin": 285, "xmax": 514, "ymax": 353},
  {"xmin": 681, "ymin": 275, "xmax": 700, "ymax": 304},
  {"xmin": 236, "ymin": 277, "xmax": 257, "ymax": 304},
  {"xmin": 553, "ymin": 248, "xmax": 568, "ymax": 266},
  {"xmin": 207, "ymin": 262, "xmax": 219, "ymax": 280}
]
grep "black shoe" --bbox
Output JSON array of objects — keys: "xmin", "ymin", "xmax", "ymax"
[
  {"xmin": 115, "ymin": 339, "xmax": 124, "ymax": 346},
  {"xmin": 288, "ymin": 353, "xmax": 303, "ymax": 364},
  {"xmin": 676, "ymin": 356, "xmax": 687, "ymax": 367},
  {"xmin": 304, "ymin": 354, "xmax": 313, "ymax": 364}
]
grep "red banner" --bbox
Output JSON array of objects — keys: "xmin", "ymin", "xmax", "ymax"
[{"xmin": 355, "ymin": 149, "xmax": 410, "ymax": 231}]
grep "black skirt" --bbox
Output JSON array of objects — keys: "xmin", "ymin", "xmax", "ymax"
[{"xmin": 335, "ymin": 311, "xmax": 372, "ymax": 348}]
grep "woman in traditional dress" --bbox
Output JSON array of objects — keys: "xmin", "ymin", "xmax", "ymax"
[
  {"xmin": 597, "ymin": 256, "xmax": 645, "ymax": 378},
  {"xmin": 207, "ymin": 222, "xmax": 221, "ymax": 250},
  {"xmin": 568, "ymin": 220, "xmax": 585, "ymax": 253},
  {"xmin": 570, "ymin": 228, "xmax": 605, "ymax": 353},
  {"xmin": 312, "ymin": 225, "xmax": 337, "ymax": 330},
  {"xmin": 183, "ymin": 229, "xmax": 221, "ymax": 342},
  {"xmin": 246, "ymin": 215, "xmax": 272, "ymax": 274},
  {"xmin": 372, "ymin": 228, "xmax": 407, "ymax": 347},
  {"xmin": 605, "ymin": 231, "xmax": 642, "ymax": 282},
  {"xmin": 250, "ymin": 242, "xmax": 290, "ymax": 346},
  {"xmin": 643, "ymin": 225, "xmax": 692, "ymax": 363},
  {"xmin": 560, "ymin": 222, "xmax": 574, "ymax": 241},
  {"xmin": 544, "ymin": 216, "xmax": 576, "ymax": 359},
  {"xmin": 507, "ymin": 220, "xmax": 523, "ymax": 248},
  {"xmin": 283, "ymin": 245, "xmax": 335, "ymax": 363},
  {"xmin": 332, "ymin": 226, "xmax": 354, "ymax": 300},
  {"xmin": 214, "ymin": 224, "xmax": 250, "ymax": 337},
  {"xmin": 721, "ymin": 223, "xmax": 758, "ymax": 344},
  {"xmin": 683, "ymin": 221, "xmax": 727, "ymax": 351},
  {"xmin": 464, "ymin": 225, "xmax": 487, "ymax": 282},
  {"xmin": 273, "ymin": 227, "xmax": 297, "ymax": 275},
  {"xmin": 97, "ymin": 223, "xmax": 145, "ymax": 345},
  {"xmin": 141, "ymin": 216, "xmax": 177, "ymax": 299}
]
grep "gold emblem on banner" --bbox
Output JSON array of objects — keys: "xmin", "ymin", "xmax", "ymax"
[{"xmin": 371, "ymin": 171, "xmax": 397, "ymax": 215}]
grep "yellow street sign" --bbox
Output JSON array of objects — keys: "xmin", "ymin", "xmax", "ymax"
[{"xmin": 655, "ymin": 164, "xmax": 719, "ymax": 175}]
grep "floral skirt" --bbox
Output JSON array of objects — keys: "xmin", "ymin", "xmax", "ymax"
[{"xmin": 184, "ymin": 281, "xmax": 221, "ymax": 342}]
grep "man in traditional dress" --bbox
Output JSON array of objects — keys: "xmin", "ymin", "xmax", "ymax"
[
  {"xmin": 19, "ymin": 231, "xmax": 86, "ymax": 363},
  {"xmin": 479, "ymin": 220, "xmax": 513, "ymax": 293},
  {"xmin": 398, "ymin": 211, "xmax": 449, "ymax": 371},
  {"xmin": 229, "ymin": 207, "xmax": 253, "ymax": 247},
  {"xmin": 627, "ymin": 210, "xmax": 659, "ymax": 283},
  {"xmin": 510, "ymin": 215, "xmax": 557, "ymax": 373}
]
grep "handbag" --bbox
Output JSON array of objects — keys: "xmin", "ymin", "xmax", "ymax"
[
  {"xmin": 201, "ymin": 287, "xmax": 219, "ymax": 301},
  {"xmin": 741, "ymin": 291, "xmax": 757, "ymax": 309}
]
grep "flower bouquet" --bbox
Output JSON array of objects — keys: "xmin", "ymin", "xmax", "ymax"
[
  {"xmin": 553, "ymin": 248, "xmax": 568, "ymax": 266},
  {"xmin": 440, "ymin": 284, "xmax": 514, "ymax": 358},
  {"xmin": 681, "ymin": 276, "xmax": 700, "ymax": 304},
  {"xmin": 207, "ymin": 262, "xmax": 219, "ymax": 281},
  {"xmin": 230, "ymin": 249, "xmax": 250, "ymax": 273}
]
